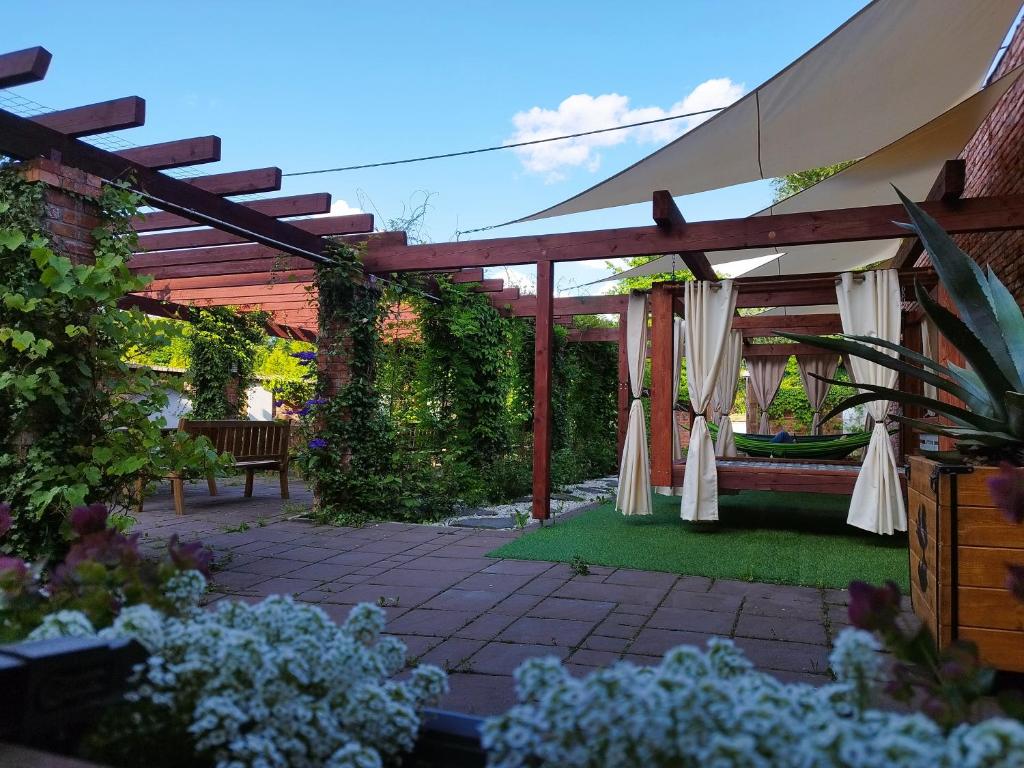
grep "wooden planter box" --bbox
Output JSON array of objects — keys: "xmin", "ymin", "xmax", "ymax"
[{"xmin": 907, "ymin": 455, "xmax": 1024, "ymax": 672}]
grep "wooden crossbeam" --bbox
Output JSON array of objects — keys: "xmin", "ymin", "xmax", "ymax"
[
  {"xmin": 0, "ymin": 47, "xmax": 52, "ymax": 88},
  {"xmin": 134, "ymin": 193, "xmax": 331, "ymax": 232},
  {"xmin": 890, "ymin": 159, "xmax": 966, "ymax": 269},
  {"xmin": 116, "ymin": 136, "xmax": 221, "ymax": 171},
  {"xmin": 488, "ymin": 287, "xmax": 520, "ymax": 303},
  {"xmin": 742, "ymin": 342, "xmax": 834, "ymax": 357},
  {"xmin": 144, "ymin": 270, "xmax": 316, "ymax": 292},
  {"xmin": 363, "ymin": 194, "xmax": 1024, "ymax": 272},
  {"xmin": 119, "ymin": 293, "xmax": 315, "ymax": 341},
  {"xmin": 32, "ymin": 96, "xmax": 146, "ymax": 137},
  {"xmin": 499, "ymin": 294, "xmax": 627, "ymax": 317},
  {"xmin": 450, "ymin": 268, "xmax": 484, "ymax": 283},
  {"xmin": 469, "ymin": 279, "xmax": 504, "ymax": 292},
  {"xmin": 0, "ymin": 107, "xmax": 325, "ymax": 261},
  {"xmin": 135, "ymin": 213, "xmax": 374, "ymax": 251},
  {"xmin": 186, "ymin": 167, "xmax": 282, "ymax": 196},
  {"xmin": 652, "ymin": 190, "xmax": 716, "ymax": 281},
  {"xmin": 733, "ymin": 313, "xmax": 843, "ymax": 337}
]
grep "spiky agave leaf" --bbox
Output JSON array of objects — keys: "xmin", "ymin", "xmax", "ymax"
[
  {"xmin": 986, "ymin": 268, "xmax": 1024, "ymax": 386},
  {"xmin": 895, "ymin": 416, "xmax": 1023, "ymax": 448},
  {"xmin": 894, "ymin": 187, "xmax": 1022, "ymax": 392}
]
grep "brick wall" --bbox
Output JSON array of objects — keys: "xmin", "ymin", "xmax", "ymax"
[{"xmin": 18, "ymin": 158, "xmax": 103, "ymax": 265}]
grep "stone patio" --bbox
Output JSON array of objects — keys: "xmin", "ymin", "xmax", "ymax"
[{"xmin": 136, "ymin": 476, "xmax": 868, "ymax": 716}]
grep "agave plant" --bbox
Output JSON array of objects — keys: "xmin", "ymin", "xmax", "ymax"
[{"xmin": 779, "ymin": 188, "xmax": 1024, "ymax": 465}]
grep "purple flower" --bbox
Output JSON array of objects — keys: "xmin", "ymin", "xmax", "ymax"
[
  {"xmin": 988, "ymin": 462, "xmax": 1024, "ymax": 524},
  {"xmin": 847, "ymin": 580, "xmax": 902, "ymax": 631},
  {"xmin": 273, "ymin": 400, "xmax": 285, "ymax": 408},
  {"xmin": 305, "ymin": 397, "xmax": 328, "ymax": 406},
  {"xmin": 291, "ymin": 351, "xmax": 317, "ymax": 366},
  {"xmin": 0, "ymin": 556, "xmax": 27, "ymax": 579},
  {"xmin": 167, "ymin": 534, "xmax": 214, "ymax": 577},
  {"xmin": 0, "ymin": 503, "xmax": 10, "ymax": 539},
  {"xmin": 70, "ymin": 503, "xmax": 109, "ymax": 536},
  {"xmin": 308, "ymin": 438, "xmax": 328, "ymax": 450}
]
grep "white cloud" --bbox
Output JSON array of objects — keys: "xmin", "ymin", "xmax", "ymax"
[
  {"xmin": 325, "ymin": 199, "xmax": 363, "ymax": 216},
  {"xmin": 579, "ymin": 258, "xmax": 628, "ymax": 271},
  {"xmin": 507, "ymin": 78, "xmax": 744, "ymax": 180}
]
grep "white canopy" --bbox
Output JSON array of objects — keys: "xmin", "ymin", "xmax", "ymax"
[
  {"xmin": 588, "ymin": 67, "xmax": 1022, "ymax": 285},
  {"xmin": 520, "ymin": 0, "xmax": 1021, "ymax": 223}
]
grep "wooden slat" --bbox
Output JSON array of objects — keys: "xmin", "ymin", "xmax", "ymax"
[
  {"xmin": 958, "ymin": 586, "xmax": 1024, "ymax": 632},
  {"xmin": 470, "ymin": 279, "xmax": 504, "ymax": 292},
  {"xmin": 649, "ymin": 286, "xmax": 674, "ymax": 487},
  {"xmin": 450, "ymin": 268, "xmax": 484, "ymax": 283},
  {"xmin": 502, "ymin": 294, "xmax": 627, "ymax": 317},
  {"xmin": 32, "ymin": 96, "xmax": 145, "ymax": 137},
  {"xmin": 487, "ymin": 287, "xmax": 521, "ymax": 304},
  {"xmin": 187, "ymin": 167, "xmax": 283, "ymax": 196},
  {"xmin": 134, "ymin": 193, "xmax": 331, "ymax": 232},
  {"xmin": 958, "ymin": 546, "xmax": 1024, "ymax": 588},
  {"xmin": 733, "ymin": 313, "xmax": 843, "ymax": 336},
  {"xmin": 742, "ymin": 342, "xmax": 832, "ymax": 357},
  {"xmin": 116, "ymin": 136, "xmax": 221, "ymax": 171},
  {"xmin": 143, "ymin": 270, "xmax": 316, "ymax": 292},
  {"xmin": 363, "ymin": 195, "xmax": 1024, "ymax": 272},
  {"xmin": 135, "ymin": 213, "xmax": 373, "ymax": 252},
  {"xmin": 0, "ymin": 46, "xmax": 52, "ymax": 88},
  {"xmin": 958, "ymin": 627, "xmax": 1024, "ymax": 673},
  {"xmin": 532, "ymin": 261, "xmax": 554, "ymax": 521}
]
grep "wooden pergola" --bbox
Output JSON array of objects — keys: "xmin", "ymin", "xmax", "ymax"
[{"xmin": 4, "ymin": 47, "xmax": 1024, "ymax": 521}]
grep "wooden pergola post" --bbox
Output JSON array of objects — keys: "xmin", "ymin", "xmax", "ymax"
[
  {"xmin": 616, "ymin": 310, "xmax": 629, "ymax": 468},
  {"xmin": 649, "ymin": 283, "xmax": 675, "ymax": 487},
  {"xmin": 532, "ymin": 262, "xmax": 554, "ymax": 520}
]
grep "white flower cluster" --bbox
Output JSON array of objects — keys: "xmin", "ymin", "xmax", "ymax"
[
  {"xmin": 482, "ymin": 631, "xmax": 1024, "ymax": 768},
  {"xmin": 28, "ymin": 574, "xmax": 448, "ymax": 768}
]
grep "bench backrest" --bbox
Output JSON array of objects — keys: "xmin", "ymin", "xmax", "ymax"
[{"xmin": 177, "ymin": 419, "xmax": 290, "ymax": 463}]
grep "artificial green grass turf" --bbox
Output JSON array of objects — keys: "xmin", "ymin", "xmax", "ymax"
[{"xmin": 488, "ymin": 491, "xmax": 909, "ymax": 590}]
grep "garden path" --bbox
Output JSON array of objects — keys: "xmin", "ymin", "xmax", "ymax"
[{"xmin": 136, "ymin": 477, "xmax": 883, "ymax": 716}]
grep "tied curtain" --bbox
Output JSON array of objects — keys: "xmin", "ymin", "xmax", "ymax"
[
  {"xmin": 711, "ymin": 330, "xmax": 743, "ymax": 457},
  {"xmin": 681, "ymin": 280, "xmax": 737, "ymax": 522},
  {"xmin": 616, "ymin": 293, "xmax": 652, "ymax": 516},
  {"xmin": 747, "ymin": 357, "xmax": 787, "ymax": 434},
  {"xmin": 655, "ymin": 318, "xmax": 686, "ymax": 496},
  {"xmin": 836, "ymin": 270, "xmax": 906, "ymax": 535},
  {"xmin": 796, "ymin": 354, "xmax": 840, "ymax": 435}
]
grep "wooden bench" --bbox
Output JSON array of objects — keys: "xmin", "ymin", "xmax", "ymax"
[{"xmin": 171, "ymin": 419, "xmax": 291, "ymax": 515}]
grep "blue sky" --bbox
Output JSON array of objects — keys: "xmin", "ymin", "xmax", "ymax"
[{"xmin": 5, "ymin": 0, "xmax": 869, "ymax": 293}]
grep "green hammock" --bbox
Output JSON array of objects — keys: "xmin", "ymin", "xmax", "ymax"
[{"xmin": 705, "ymin": 421, "xmax": 873, "ymax": 460}]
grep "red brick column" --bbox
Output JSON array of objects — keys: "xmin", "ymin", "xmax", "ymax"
[{"xmin": 18, "ymin": 158, "xmax": 103, "ymax": 266}]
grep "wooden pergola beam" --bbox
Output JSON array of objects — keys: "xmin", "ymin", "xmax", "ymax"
[
  {"xmin": 532, "ymin": 261, "xmax": 554, "ymax": 520},
  {"xmin": 733, "ymin": 313, "xmax": 843, "ymax": 336},
  {"xmin": 135, "ymin": 213, "xmax": 374, "ymax": 252},
  {"xmin": 32, "ymin": 96, "xmax": 146, "ymax": 138},
  {"xmin": 652, "ymin": 190, "xmax": 716, "ymax": 281},
  {"xmin": 144, "ymin": 270, "xmax": 316, "ymax": 292},
  {"xmin": 0, "ymin": 107, "xmax": 326, "ymax": 261},
  {"xmin": 0, "ymin": 47, "xmax": 52, "ymax": 88},
  {"xmin": 116, "ymin": 136, "xmax": 222, "ymax": 171},
  {"xmin": 118, "ymin": 294, "xmax": 315, "ymax": 341},
  {"xmin": 742, "ymin": 342, "xmax": 836, "ymax": 357},
  {"xmin": 134, "ymin": 193, "xmax": 332, "ymax": 232},
  {"xmin": 890, "ymin": 159, "xmax": 966, "ymax": 269},
  {"xmin": 450, "ymin": 268, "xmax": 484, "ymax": 283},
  {"xmin": 363, "ymin": 194, "xmax": 1024, "ymax": 272},
  {"xmin": 186, "ymin": 167, "xmax": 283, "ymax": 196},
  {"xmin": 499, "ymin": 294, "xmax": 627, "ymax": 317}
]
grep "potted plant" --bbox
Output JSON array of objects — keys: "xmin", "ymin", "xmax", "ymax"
[{"xmin": 780, "ymin": 190, "xmax": 1024, "ymax": 672}]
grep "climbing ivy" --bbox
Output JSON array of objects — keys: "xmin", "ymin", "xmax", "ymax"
[
  {"xmin": 184, "ymin": 306, "xmax": 268, "ymax": 419},
  {"xmin": 0, "ymin": 165, "xmax": 220, "ymax": 558}
]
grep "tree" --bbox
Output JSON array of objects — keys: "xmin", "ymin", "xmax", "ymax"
[
  {"xmin": 772, "ymin": 161, "xmax": 855, "ymax": 202},
  {"xmin": 607, "ymin": 256, "xmax": 695, "ymax": 294}
]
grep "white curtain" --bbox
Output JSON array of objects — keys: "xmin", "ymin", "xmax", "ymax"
[
  {"xmin": 655, "ymin": 318, "xmax": 686, "ymax": 496},
  {"xmin": 797, "ymin": 354, "xmax": 841, "ymax": 435},
  {"xmin": 747, "ymin": 357, "xmax": 788, "ymax": 434},
  {"xmin": 836, "ymin": 270, "xmax": 906, "ymax": 535},
  {"xmin": 616, "ymin": 293, "xmax": 652, "ymax": 516},
  {"xmin": 680, "ymin": 281, "xmax": 737, "ymax": 522},
  {"xmin": 711, "ymin": 330, "xmax": 743, "ymax": 457}
]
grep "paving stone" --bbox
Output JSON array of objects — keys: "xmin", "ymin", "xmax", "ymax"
[
  {"xmin": 546, "ymin": 564, "xmax": 615, "ymax": 580},
  {"xmin": 432, "ymin": 544, "xmax": 502, "ymax": 559},
  {"xmin": 620, "ymin": 653, "xmax": 662, "ymax": 667},
  {"xmin": 732, "ymin": 637, "xmax": 831, "ymax": 675},
  {"xmin": 629, "ymin": 628, "xmax": 715, "ymax": 656},
  {"xmin": 454, "ymin": 612, "xmax": 518, "ymax": 641},
  {"xmin": 439, "ymin": 673, "xmax": 517, "ymax": 715},
  {"xmin": 250, "ymin": 576, "xmax": 325, "ymax": 596},
  {"xmin": 466, "ymin": 642, "xmax": 570, "ymax": 676},
  {"xmin": 603, "ymin": 569, "xmax": 678, "ymax": 590},
  {"xmin": 490, "ymin": 593, "xmax": 544, "ymax": 616},
  {"xmin": 498, "ymin": 616, "xmax": 596, "ymax": 647},
  {"xmin": 365, "ymin": 568, "xmax": 468, "ymax": 590},
  {"xmin": 482, "ymin": 560, "xmax": 556, "ymax": 576},
  {"xmin": 284, "ymin": 561, "xmax": 363, "ymax": 582},
  {"xmin": 555, "ymin": 580, "xmax": 671, "ymax": 607},
  {"xmin": 583, "ymin": 634, "xmax": 631, "ymax": 653},
  {"xmin": 456, "ymin": 572, "xmax": 536, "ymax": 593},
  {"xmin": 325, "ymin": 583, "xmax": 443, "ymax": 608},
  {"xmin": 734, "ymin": 614, "xmax": 828, "ymax": 646},
  {"xmin": 452, "ymin": 517, "xmax": 513, "ymax": 529},
  {"xmin": 646, "ymin": 606, "xmax": 735, "ymax": 635},
  {"xmin": 569, "ymin": 649, "xmax": 621, "ymax": 667},
  {"xmin": 529, "ymin": 597, "xmax": 615, "ymax": 622},
  {"xmin": 390, "ymin": 633, "xmax": 443, "ymax": 660},
  {"xmin": 321, "ymin": 550, "xmax": 389, "ymax": 567},
  {"xmin": 209, "ymin": 570, "xmax": 268, "ymax": 591},
  {"xmin": 593, "ymin": 617, "xmax": 642, "ymax": 640},
  {"xmin": 387, "ymin": 608, "xmax": 477, "ymax": 637},
  {"xmin": 709, "ymin": 579, "xmax": 821, "ymax": 603},
  {"xmin": 742, "ymin": 595, "xmax": 825, "ymax": 621},
  {"xmin": 422, "ymin": 589, "xmax": 506, "ymax": 612},
  {"xmin": 420, "ymin": 638, "xmax": 487, "ymax": 672},
  {"xmin": 354, "ymin": 539, "xmax": 418, "ymax": 555},
  {"xmin": 607, "ymin": 610, "xmax": 649, "ymax": 626},
  {"xmin": 228, "ymin": 557, "xmax": 305, "ymax": 577},
  {"xmin": 404, "ymin": 555, "xmax": 493, "ymax": 573},
  {"xmin": 661, "ymin": 589, "xmax": 743, "ymax": 613},
  {"xmin": 823, "ymin": 588, "xmax": 849, "ymax": 606},
  {"xmin": 320, "ymin": 602, "xmax": 408, "ymax": 624}
]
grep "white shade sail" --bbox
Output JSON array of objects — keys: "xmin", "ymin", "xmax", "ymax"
[
  {"xmin": 588, "ymin": 67, "xmax": 1022, "ymax": 285},
  {"xmin": 837, "ymin": 270, "xmax": 907, "ymax": 535},
  {"xmin": 521, "ymin": 0, "xmax": 1020, "ymax": 223}
]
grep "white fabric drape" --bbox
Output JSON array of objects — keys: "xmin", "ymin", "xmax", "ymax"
[
  {"xmin": 921, "ymin": 317, "xmax": 940, "ymax": 401},
  {"xmin": 747, "ymin": 357, "xmax": 788, "ymax": 434},
  {"xmin": 680, "ymin": 281, "xmax": 737, "ymax": 521},
  {"xmin": 655, "ymin": 318, "xmax": 686, "ymax": 496},
  {"xmin": 616, "ymin": 293, "xmax": 652, "ymax": 516},
  {"xmin": 712, "ymin": 330, "xmax": 743, "ymax": 457},
  {"xmin": 836, "ymin": 270, "xmax": 906, "ymax": 535},
  {"xmin": 797, "ymin": 354, "xmax": 841, "ymax": 435}
]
